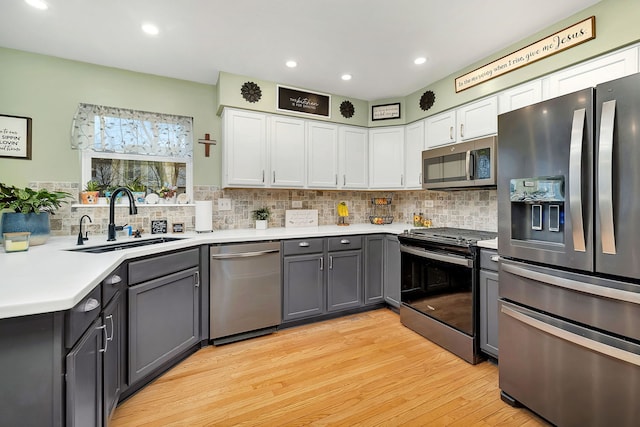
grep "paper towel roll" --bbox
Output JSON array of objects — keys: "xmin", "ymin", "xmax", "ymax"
[{"xmin": 194, "ymin": 200, "xmax": 213, "ymax": 233}]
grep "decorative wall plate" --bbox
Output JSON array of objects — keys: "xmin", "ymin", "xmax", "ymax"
[
  {"xmin": 144, "ymin": 193, "xmax": 159, "ymax": 204},
  {"xmin": 241, "ymin": 81, "xmax": 262, "ymax": 103},
  {"xmin": 176, "ymin": 193, "xmax": 189, "ymax": 204},
  {"xmin": 419, "ymin": 90, "xmax": 436, "ymax": 111},
  {"xmin": 340, "ymin": 100, "xmax": 355, "ymax": 118}
]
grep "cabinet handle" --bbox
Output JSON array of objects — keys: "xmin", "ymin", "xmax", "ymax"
[
  {"xmin": 343, "ymin": 174, "xmax": 346, "ymax": 186},
  {"xmin": 400, "ymin": 174, "xmax": 404, "ymax": 186},
  {"xmin": 106, "ymin": 314, "xmax": 114, "ymax": 341},
  {"xmin": 449, "ymin": 126, "xmax": 453, "ymax": 140},
  {"xmin": 194, "ymin": 271, "xmax": 200, "ymax": 288},
  {"xmin": 460, "ymin": 123, "xmax": 464, "ymax": 138},
  {"xmin": 340, "ymin": 239, "xmax": 350, "ymax": 244},
  {"xmin": 329, "ymin": 255, "xmax": 334, "ymax": 270},
  {"xmin": 79, "ymin": 298, "xmax": 99, "ymax": 313},
  {"xmin": 273, "ymin": 171, "xmax": 276, "ymax": 183},
  {"xmin": 262, "ymin": 170, "xmax": 265, "ymax": 183},
  {"xmin": 319, "ymin": 257, "xmax": 324, "ymax": 271},
  {"xmin": 419, "ymin": 172, "xmax": 422, "ymax": 185},
  {"xmin": 335, "ymin": 174, "xmax": 338, "ymax": 185},
  {"xmin": 98, "ymin": 324, "xmax": 108, "ymax": 353},
  {"xmin": 490, "ymin": 255, "xmax": 500, "ymax": 262},
  {"xmin": 298, "ymin": 242, "xmax": 310, "ymax": 247},
  {"xmin": 103, "ymin": 274, "xmax": 122, "ymax": 286}
]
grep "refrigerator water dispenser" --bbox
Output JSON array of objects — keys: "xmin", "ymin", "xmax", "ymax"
[{"xmin": 509, "ymin": 176, "xmax": 564, "ymax": 243}]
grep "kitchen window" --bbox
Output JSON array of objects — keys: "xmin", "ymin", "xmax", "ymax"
[{"xmin": 71, "ymin": 103, "xmax": 193, "ymax": 200}]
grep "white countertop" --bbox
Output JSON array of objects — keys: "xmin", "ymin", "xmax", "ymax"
[
  {"xmin": 476, "ymin": 237, "xmax": 498, "ymax": 250},
  {"xmin": 0, "ymin": 223, "xmax": 408, "ymax": 319}
]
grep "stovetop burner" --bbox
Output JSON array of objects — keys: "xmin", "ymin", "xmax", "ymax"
[{"xmin": 401, "ymin": 227, "xmax": 497, "ymax": 247}]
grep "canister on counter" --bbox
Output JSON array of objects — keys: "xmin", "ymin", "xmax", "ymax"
[{"xmin": 413, "ymin": 212, "xmax": 423, "ymax": 227}]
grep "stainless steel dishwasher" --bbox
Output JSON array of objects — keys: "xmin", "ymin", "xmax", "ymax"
[{"xmin": 210, "ymin": 241, "xmax": 281, "ymax": 345}]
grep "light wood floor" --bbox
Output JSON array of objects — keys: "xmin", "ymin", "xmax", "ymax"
[{"xmin": 111, "ymin": 309, "xmax": 549, "ymax": 426}]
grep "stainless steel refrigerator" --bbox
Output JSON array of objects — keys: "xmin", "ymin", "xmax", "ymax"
[{"xmin": 497, "ymin": 72, "xmax": 640, "ymax": 427}]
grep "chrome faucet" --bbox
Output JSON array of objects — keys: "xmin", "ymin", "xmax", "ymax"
[
  {"xmin": 107, "ymin": 187, "xmax": 138, "ymax": 241},
  {"xmin": 77, "ymin": 214, "xmax": 92, "ymax": 245}
]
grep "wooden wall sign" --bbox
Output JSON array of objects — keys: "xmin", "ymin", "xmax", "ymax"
[
  {"xmin": 455, "ymin": 16, "xmax": 596, "ymax": 93},
  {"xmin": 0, "ymin": 114, "xmax": 32, "ymax": 159},
  {"xmin": 277, "ymin": 85, "xmax": 331, "ymax": 117}
]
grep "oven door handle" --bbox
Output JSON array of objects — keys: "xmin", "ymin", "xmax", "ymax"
[{"xmin": 400, "ymin": 245, "xmax": 473, "ymax": 268}]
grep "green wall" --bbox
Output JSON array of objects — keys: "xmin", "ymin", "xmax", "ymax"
[
  {"xmin": 0, "ymin": 48, "xmax": 220, "ymax": 188},
  {"xmin": 1, "ymin": 0, "xmax": 639, "ymax": 188}
]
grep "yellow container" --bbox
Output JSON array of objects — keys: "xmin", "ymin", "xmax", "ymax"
[{"xmin": 3, "ymin": 232, "xmax": 30, "ymax": 252}]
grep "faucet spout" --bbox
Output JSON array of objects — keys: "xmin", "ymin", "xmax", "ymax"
[
  {"xmin": 77, "ymin": 214, "xmax": 92, "ymax": 245},
  {"xmin": 107, "ymin": 187, "xmax": 138, "ymax": 241}
]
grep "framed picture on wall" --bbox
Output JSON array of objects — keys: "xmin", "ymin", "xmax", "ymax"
[
  {"xmin": 0, "ymin": 114, "xmax": 32, "ymax": 159},
  {"xmin": 371, "ymin": 103, "xmax": 401, "ymax": 121}
]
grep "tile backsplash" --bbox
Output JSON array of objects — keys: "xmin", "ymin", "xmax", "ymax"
[{"xmin": 29, "ymin": 182, "xmax": 497, "ymax": 238}]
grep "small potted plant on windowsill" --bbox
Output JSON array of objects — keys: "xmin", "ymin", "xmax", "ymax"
[
  {"xmin": 252, "ymin": 206, "xmax": 271, "ymax": 230},
  {"xmin": 127, "ymin": 177, "xmax": 147, "ymax": 203},
  {"xmin": 80, "ymin": 180, "xmax": 101, "ymax": 204}
]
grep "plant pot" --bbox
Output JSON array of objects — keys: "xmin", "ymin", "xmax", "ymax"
[
  {"xmin": 132, "ymin": 192, "xmax": 146, "ymax": 203},
  {"xmin": 255, "ymin": 220, "xmax": 268, "ymax": 230},
  {"xmin": 0, "ymin": 212, "xmax": 51, "ymax": 246},
  {"xmin": 80, "ymin": 191, "xmax": 99, "ymax": 204}
]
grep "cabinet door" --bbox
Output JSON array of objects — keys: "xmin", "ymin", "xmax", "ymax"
[
  {"xmin": 456, "ymin": 96, "xmax": 497, "ymax": 141},
  {"xmin": 327, "ymin": 250, "xmax": 362, "ymax": 312},
  {"xmin": 425, "ymin": 110, "xmax": 456, "ymax": 148},
  {"xmin": 498, "ymin": 81, "xmax": 543, "ymax": 114},
  {"xmin": 66, "ymin": 318, "xmax": 103, "ymax": 427},
  {"xmin": 547, "ymin": 48, "xmax": 639, "ymax": 98},
  {"xmin": 128, "ymin": 267, "xmax": 200, "ymax": 386},
  {"xmin": 369, "ymin": 127, "xmax": 405, "ymax": 189},
  {"xmin": 339, "ymin": 126, "xmax": 368, "ymax": 189},
  {"xmin": 364, "ymin": 235, "xmax": 384, "ymax": 305},
  {"xmin": 283, "ymin": 254, "xmax": 325, "ymax": 321},
  {"xmin": 222, "ymin": 109, "xmax": 267, "ymax": 187},
  {"xmin": 383, "ymin": 235, "xmax": 401, "ymax": 308},
  {"xmin": 307, "ymin": 122, "xmax": 338, "ymax": 188},
  {"xmin": 404, "ymin": 120, "xmax": 425, "ymax": 189},
  {"xmin": 479, "ymin": 269, "xmax": 499, "ymax": 358},
  {"xmin": 103, "ymin": 292, "xmax": 122, "ymax": 425},
  {"xmin": 270, "ymin": 116, "xmax": 305, "ymax": 188}
]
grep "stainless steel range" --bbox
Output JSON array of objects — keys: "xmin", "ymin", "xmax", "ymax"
[{"xmin": 397, "ymin": 227, "xmax": 497, "ymax": 364}]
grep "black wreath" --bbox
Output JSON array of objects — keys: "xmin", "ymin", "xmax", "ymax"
[
  {"xmin": 340, "ymin": 100, "xmax": 355, "ymax": 118},
  {"xmin": 419, "ymin": 90, "xmax": 436, "ymax": 111},
  {"xmin": 241, "ymin": 81, "xmax": 262, "ymax": 103}
]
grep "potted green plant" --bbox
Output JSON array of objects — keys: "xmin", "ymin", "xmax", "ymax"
[
  {"xmin": 80, "ymin": 180, "xmax": 101, "ymax": 204},
  {"xmin": 127, "ymin": 177, "xmax": 147, "ymax": 203},
  {"xmin": 0, "ymin": 183, "xmax": 72, "ymax": 245},
  {"xmin": 252, "ymin": 206, "xmax": 271, "ymax": 230}
]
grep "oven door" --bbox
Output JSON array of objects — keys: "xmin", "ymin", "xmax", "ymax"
[{"xmin": 400, "ymin": 245, "xmax": 475, "ymax": 335}]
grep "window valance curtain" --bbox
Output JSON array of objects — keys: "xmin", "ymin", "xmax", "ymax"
[{"xmin": 71, "ymin": 103, "xmax": 193, "ymax": 157}]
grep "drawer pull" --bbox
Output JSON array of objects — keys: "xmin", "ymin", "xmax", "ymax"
[
  {"xmin": 298, "ymin": 242, "xmax": 310, "ymax": 247},
  {"xmin": 490, "ymin": 255, "xmax": 500, "ymax": 262},
  {"xmin": 80, "ymin": 298, "xmax": 100, "ymax": 313},
  {"xmin": 340, "ymin": 239, "xmax": 350, "ymax": 245},
  {"xmin": 103, "ymin": 274, "xmax": 122, "ymax": 286}
]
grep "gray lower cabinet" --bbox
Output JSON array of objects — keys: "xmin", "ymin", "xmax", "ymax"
[
  {"xmin": 128, "ymin": 266, "xmax": 200, "ymax": 385},
  {"xmin": 383, "ymin": 235, "xmax": 401, "ymax": 308},
  {"xmin": 479, "ymin": 249, "xmax": 499, "ymax": 358},
  {"xmin": 364, "ymin": 235, "xmax": 384, "ymax": 305},
  {"xmin": 102, "ymin": 292, "xmax": 123, "ymax": 424},
  {"xmin": 327, "ymin": 249, "xmax": 362, "ymax": 312},
  {"xmin": 283, "ymin": 252, "xmax": 325, "ymax": 320}
]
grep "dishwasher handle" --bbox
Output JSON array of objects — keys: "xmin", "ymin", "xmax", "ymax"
[{"xmin": 211, "ymin": 249, "xmax": 280, "ymax": 259}]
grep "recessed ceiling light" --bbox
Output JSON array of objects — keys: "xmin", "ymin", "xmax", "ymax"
[
  {"xmin": 286, "ymin": 60, "xmax": 297, "ymax": 68},
  {"xmin": 341, "ymin": 74, "xmax": 352, "ymax": 81},
  {"xmin": 141, "ymin": 23, "xmax": 159, "ymax": 36},
  {"xmin": 25, "ymin": 0, "xmax": 48, "ymax": 10},
  {"xmin": 414, "ymin": 57, "xmax": 427, "ymax": 65}
]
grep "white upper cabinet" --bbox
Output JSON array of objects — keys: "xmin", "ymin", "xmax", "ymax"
[
  {"xmin": 546, "ymin": 48, "xmax": 639, "ymax": 98},
  {"xmin": 404, "ymin": 120, "xmax": 425, "ymax": 189},
  {"xmin": 425, "ymin": 110, "xmax": 456, "ymax": 148},
  {"xmin": 369, "ymin": 127, "xmax": 405, "ymax": 189},
  {"xmin": 338, "ymin": 126, "xmax": 368, "ymax": 189},
  {"xmin": 270, "ymin": 116, "xmax": 306, "ymax": 188},
  {"xmin": 307, "ymin": 122, "xmax": 339, "ymax": 188},
  {"xmin": 455, "ymin": 96, "xmax": 498, "ymax": 141},
  {"xmin": 498, "ymin": 81, "xmax": 543, "ymax": 114},
  {"xmin": 222, "ymin": 108, "xmax": 268, "ymax": 187}
]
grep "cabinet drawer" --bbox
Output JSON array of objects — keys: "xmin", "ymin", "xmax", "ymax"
[
  {"xmin": 282, "ymin": 238, "xmax": 324, "ymax": 256},
  {"xmin": 65, "ymin": 285, "xmax": 102, "ymax": 348},
  {"xmin": 328, "ymin": 236, "xmax": 362, "ymax": 252},
  {"xmin": 480, "ymin": 249, "xmax": 499, "ymax": 272},
  {"xmin": 129, "ymin": 248, "xmax": 200, "ymax": 285}
]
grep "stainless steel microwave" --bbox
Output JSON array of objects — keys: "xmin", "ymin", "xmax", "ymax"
[{"xmin": 422, "ymin": 136, "xmax": 497, "ymax": 190}]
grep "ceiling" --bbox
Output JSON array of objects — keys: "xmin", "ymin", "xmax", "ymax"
[{"xmin": 1, "ymin": 0, "xmax": 600, "ymax": 101}]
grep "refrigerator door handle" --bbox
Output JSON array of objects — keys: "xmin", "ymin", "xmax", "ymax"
[
  {"xmin": 569, "ymin": 108, "xmax": 586, "ymax": 252},
  {"xmin": 502, "ymin": 262, "xmax": 640, "ymax": 305},
  {"xmin": 501, "ymin": 304, "xmax": 640, "ymax": 367},
  {"xmin": 598, "ymin": 100, "xmax": 617, "ymax": 254}
]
